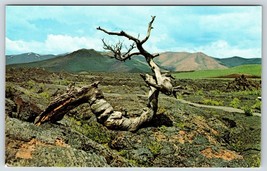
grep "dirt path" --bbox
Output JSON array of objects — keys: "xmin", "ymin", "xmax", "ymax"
[
  {"xmin": 175, "ymin": 98, "xmax": 261, "ymax": 117},
  {"xmin": 105, "ymin": 92, "xmax": 261, "ymax": 117}
]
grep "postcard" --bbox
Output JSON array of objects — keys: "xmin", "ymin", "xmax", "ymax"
[{"xmin": 5, "ymin": 5, "xmax": 262, "ymax": 168}]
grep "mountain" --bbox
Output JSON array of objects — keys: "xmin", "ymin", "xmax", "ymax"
[
  {"xmin": 155, "ymin": 52, "xmax": 227, "ymax": 71},
  {"xmin": 7, "ymin": 49, "xmax": 261, "ymax": 73},
  {"xmin": 6, "ymin": 52, "xmax": 56, "ymax": 65},
  {"xmin": 8, "ymin": 49, "xmax": 151, "ymax": 73},
  {"xmin": 214, "ymin": 56, "xmax": 261, "ymax": 67}
]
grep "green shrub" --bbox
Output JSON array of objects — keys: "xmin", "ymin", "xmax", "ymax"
[
  {"xmin": 230, "ymin": 98, "xmax": 240, "ymax": 108},
  {"xmin": 148, "ymin": 142, "xmax": 163, "ymax": 156},
  {"xmin": 39, "ymin": 92, "xmax": 50, "ymax": 99},
  {"xmin": 175, "ymin": 122, "xmax": 185, "ymax": 129},
  {"xmin": 252, "ymin": 101, "xmax": 261, "ymax": 110},
  {"xmin": 158, "ymin": 106, "xmax": 167, "ymax": 114},
  {"xmin": 60, "ymin": 80, "xmax": 71, "ymax": 86},
  {"xmin": 159, "ymin": 125, "xmax": 167, "ymax": 132},
  {"xmin": 68, "ymin": 117, "xmax": 112, "ymax": 144},
  {"xmin": 247, "ymin": 154, "xmax": 261, "ymax": 167},
  {"xmin": 210, "ymin": 90, "xmax": 220, "ymax": 95},
  {"xmin": 202, "ymin": 99, "xmax": 223, "ymax": 106},
  {"xmin": 196, "ymin": 89, "xmax": 204, "ymax": 96},
  {"xmin": 82, "ymin": 123, "xmax": 111, "ymax": 144},
  {"xmin": 27, "ymin": 80, "xmax": 36, "ymax": 88},
  {"xmin": 243, "ymin": 106, "xmax": 253, "ymax": 116},
  {"xmin": 37, "ymin": 83, "xmax": 45, "ymax": 93},
  {"xmin": 177, "ymin": 94, "xmax": 184, "ymax": 100},
  {"xmin": 193, "ymin": 135, "xmax": 209, "ymax": 145},
  {"xmin": 235, "ymin": 90, "xmax": 261, "ymax": 96},
  {"xmin": 128, "ymin": 159, "xmax": 138, "ymax": 165},
  {"xmin": 117, "ymin": 150, "xmax": 128, "ymax": 156}
]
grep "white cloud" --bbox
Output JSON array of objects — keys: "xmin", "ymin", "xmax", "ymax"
[
  {"xmin": 6, "ymin": 6, "xmax": 261, "ymax": 58},
  {"xmin": 162, "ymin": 40, "xmax": 261, "ymax": 58},
  {"xmin": 6, "ymin": 38, "xmax": 43, "ymax": 53},
  {"xmin": 6, "ymin": 34, "xmax": 103, "ymax": 55},
  {"xmin": 194, "ymin": 40, "xmax": 261, "ymax": 58},
  {"xmin": 6, "ymin": 36, "xmax": 261, "ymax": 59}
]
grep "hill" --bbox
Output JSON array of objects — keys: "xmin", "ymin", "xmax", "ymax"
[
  {"xmin": 6, "ymin": 51, "xmax": 228, "ymax": 73},
  {"xmin": 173, "ymin": 64, "xmax": 261, "ymax": 79},
  {"xmin": 6, "ymin": 52, "xmax": 56, "ymax": 65},
  {"xmin": 7, "ymin": 50, "xmax": 262, "ymax": 73},
  {"xmin": 214, "ymin": 56, "xmax": 261, "ymax": 67},
  {"xmin": 8, "ymin": 49, "xmax": 151, "ymax": 73},
  {"xmin": 155, "ymin": 52, "xmax": 227, "ymax": 71}
]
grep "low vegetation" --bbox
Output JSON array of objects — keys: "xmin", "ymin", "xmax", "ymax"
[
  {"xmin": 5, "ymin": 67, "xmax": 261, "ymax": 167},
  {"xmin": 173, "ymin": 64, "xmax": 261, "ymax": 79}
]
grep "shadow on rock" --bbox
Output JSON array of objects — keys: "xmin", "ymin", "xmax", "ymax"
[{"xmin": 146, "ymin": 113, "xmax": 173, "ymax": 128}]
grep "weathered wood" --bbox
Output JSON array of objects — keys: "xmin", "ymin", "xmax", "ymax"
[
  {"xmin": 34, "ymin": 85, "xmax": 92, "ymax": 126},
  {"xmin": 34, "ymin": 81, "xmax": 154, "ymax": 132}
]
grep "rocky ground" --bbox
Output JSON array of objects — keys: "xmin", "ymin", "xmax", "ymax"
[{"xmin": 5, "ymin": 67, "xmax": 261, "ymax": 167}]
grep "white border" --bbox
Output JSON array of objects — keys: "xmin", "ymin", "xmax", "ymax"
[{"xmin": 1, "ymin": 1, "xmax": 266, "ymax": 171}]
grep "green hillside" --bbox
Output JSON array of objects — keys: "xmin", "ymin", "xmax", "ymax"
[
  {"xmin": 8, "ymin": 49, "xmax": 151, "ymax": 73},
  {"xmin": 173, "ymin": 64, "xmax": 261, "ymax": 79},
  {"xmin": 214, "ymin": 56, "xmax": 261, "ymax": 67}
]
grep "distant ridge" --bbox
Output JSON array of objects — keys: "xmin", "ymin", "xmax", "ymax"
[
  {"xmin": 7, "ymin": 49, "xmax": 151, "ymax": 73},
  {"xmin": 155, "ymin": 52, "xmax": 227, "ymax": 71},
  {"xmin": 6, "ymin": 49, "xmax": 261, "ymax": 73},
  {"xmin": 6, "ymin": 52, "xmax": 55, "ymax": 65},
  {"xmin": 214, "ymin": 56, "xmax": 261, "ymax": 67}
]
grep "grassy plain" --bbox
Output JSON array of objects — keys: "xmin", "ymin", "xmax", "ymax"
[{"xmin": 173, "ymin": 64, "xmax": 261, "ymax": 79}]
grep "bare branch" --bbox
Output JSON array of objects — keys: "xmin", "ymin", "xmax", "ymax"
[
  {"xmin": 96, "ymin": 17, "xmax": 156, "ymax": 60},
  {"xmin": 153, "ymin": 53, "xmax": 160, "ymax": 58},
  {"xmin": 102, "ymin": 39, "xmax": 121, "ymax": 56},
  {"xmin": 97, "ymin": 26, "xmax": 139, "ymax": 43},
  {"xmin": 124, "ymin": 42, "xmax": 136, "ymax": 56},
  {"xmin": 141, "ymin": 16, "xmax": 156, "ymax": 44},
  {"xmin": 121, "ymin": 52, "xmax": 142, "ymax": 61},
  {"xmin": 101, "ymin": 39, "xmax": 141, "ymax": 61}
]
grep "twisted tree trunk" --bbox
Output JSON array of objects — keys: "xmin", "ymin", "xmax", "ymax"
[
  {"xmin": 34, "ymin": 81, "xmax": 154, "ymax": 132},
  {"xmin": 34, "ymin": 16, "xmax": 179, "ymax": 132}
]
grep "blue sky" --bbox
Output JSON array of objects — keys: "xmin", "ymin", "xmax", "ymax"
[{"xmin": 6, "ymin": 6, "xmax": 262, "ymax": 58}]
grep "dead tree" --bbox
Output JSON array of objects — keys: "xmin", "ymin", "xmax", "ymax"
[
  {"xmin": 96, "ymin": 16, "xmax": 179, "ymax": 110},
  {"xmin": 34, "ymin": 16, "xmax": 179, "ymax": 131}
]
